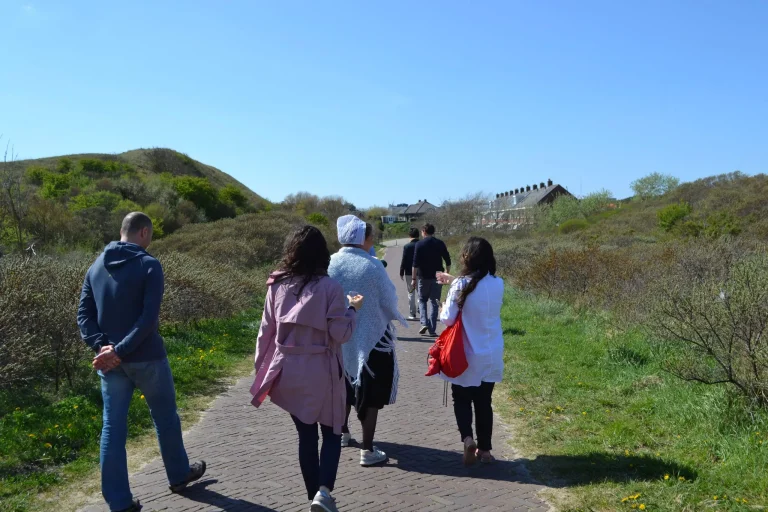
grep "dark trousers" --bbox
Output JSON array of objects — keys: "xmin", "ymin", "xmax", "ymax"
[
  {"xmin": 451, "ymin": 382, "xmax": 495, "ymax": 451},
  {"xmin": 291, "ymin": 415, "xmax": 341, "ymax": 500}
]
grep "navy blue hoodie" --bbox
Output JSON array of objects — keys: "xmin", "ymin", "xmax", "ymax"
[{"xmin": 78, "ymin": 241, "xmax": 167, "ymax": 363}]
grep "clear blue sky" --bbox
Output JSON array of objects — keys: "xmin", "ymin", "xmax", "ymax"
[{"xmin": 2, "ymin": 1, "xmax": 766, "ymax": 206}]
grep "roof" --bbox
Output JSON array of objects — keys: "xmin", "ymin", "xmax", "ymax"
[
  {"xmin": 390, "ymin": 206, "xmax": 407, "ymax": 215},
  {"xmin": 494, "ymin": 184, "xmax": 571, "ymax": 209},
  {"xmin": 403, "ymin": 200, "xmax": 438, "ymax": 215}
]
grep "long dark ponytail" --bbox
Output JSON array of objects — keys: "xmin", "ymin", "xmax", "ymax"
[{"xmin": 457, "ymin": 237, "xmax": 496, "ymax": 309}]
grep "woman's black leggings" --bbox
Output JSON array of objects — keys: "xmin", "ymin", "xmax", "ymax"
[
  {"xmin": 451, "ymin": 382, "xmax": 495, "ymax": 451},
  {"xmin": 291, "ymin": 415, "xmax": 341, "ymax": 500}
]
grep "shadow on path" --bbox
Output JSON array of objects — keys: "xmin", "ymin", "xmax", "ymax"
[
  {"xmin": 527, "ymin": 452, "xmax": 698, "ymax": 488},
  {"xmin": 175, "ymin": 480, "xmax": 280, "ymax": 512},
  {"xmin": 376, "ymin": 443, "xmax": 698, "ymax": 489}
]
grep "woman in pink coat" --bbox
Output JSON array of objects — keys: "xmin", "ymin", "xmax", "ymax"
[{"xmin": 250, "ymin": 225, "xmax": 364, "ymax": 512}]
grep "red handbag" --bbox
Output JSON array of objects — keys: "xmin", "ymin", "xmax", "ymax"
[{"xmin": 425, "ymin": 311, "xmax": 468, "ymax": 378}]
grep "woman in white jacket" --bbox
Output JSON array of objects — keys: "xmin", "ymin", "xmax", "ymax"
[{"xmin": 436, "ymin": 237, "xmax": 504, "ymax": 466}]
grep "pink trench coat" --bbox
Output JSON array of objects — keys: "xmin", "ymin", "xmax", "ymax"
[{"xmin": 250, "ymin": 273, "xmax": 357, "ymax": 434}]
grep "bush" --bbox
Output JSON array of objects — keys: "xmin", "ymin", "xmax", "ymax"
[
  {"xmin": 631, "ymin": 172, "xmax": 680, "ymax": 200},
  {"xmin": 559, "ymin": 218, "xmax": 589, "ymax": 234},
  {"xmin": 306, "ymin": 212, "xmax": 329, "ymax": 226},
  {"xmin": 69, "ymin": 191, "xmax": 122, "ymax": 212},
  {"xmin": 648, "ymin": 249, "xmax": 768, "ymax": 404},
  {"xmin": 657, "ymin": 201, "xmax": 692, "ymax": 232}
]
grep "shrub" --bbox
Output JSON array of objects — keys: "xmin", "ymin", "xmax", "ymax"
[
  {"xmin": 219, "ymin": 184, "xmax": 249, "ymax": 209},
  {"xmin": 631, "ymin": 172, "xmax": 680, "ymax": 200},
  {"xmin": 69, "ymin": 191, "xmax": 122, "ymax": 212},
  {"xmin": 657, "ymin": 201, "xmax": 692, "ymax": 232},
  {"xmin": 79, "ymin": 159, "xmax": 109, "ymax": 174},
  {"xmin": 559, "ymin": 218, "xmax": 589, "ymax": 234},
  {"xmin": 25, "ymin": 166, "xmax": 48, "ymax": 185},
  {"xmin": 40, "ymin": 172, "xmax": 72, "ymax": 199},
  {"xmin": 648, "ymin": 249, "xmax": 768, "ymax": 404},
  {"xmin": 306, "ymin": 212, "xmax": 329, "ymax": 226}
]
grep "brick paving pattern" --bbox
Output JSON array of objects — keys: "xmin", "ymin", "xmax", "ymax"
[{"xmin": 81, "ymin": 241, "xmax": 550, "ymax": 512}]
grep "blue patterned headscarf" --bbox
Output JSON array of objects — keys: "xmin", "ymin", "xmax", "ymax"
[{"xmin": 336, "ymin": 215, "xmax": 366, "ymax": 245}]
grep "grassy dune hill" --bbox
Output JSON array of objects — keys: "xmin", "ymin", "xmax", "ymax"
[{"xmin": 15, "ymin": 147, "xmax": 266, "ymax": 207}]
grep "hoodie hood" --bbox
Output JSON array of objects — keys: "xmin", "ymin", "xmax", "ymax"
[{"xmin": 103, "ymin": 241, "xmax": 147, "ymax": 268}]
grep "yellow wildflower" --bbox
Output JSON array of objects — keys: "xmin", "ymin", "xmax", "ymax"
[
  {"xmin": 140, "ymin": 395, "xmax": 145, "ymax": 400},
  {"xmin": 678, "ymin": 476, "xmax": 685, "ymax": 481},
  {"xmin": 582, "ymin": 411, "xmax": 587, "ymax": 415},
  {"xmin": 664, "ymin": 474, "xmax": 669, "ymax": 480},
  {"xmin": 67, "ymin": 424, "xmax": 72, "ymax": 428},
  {"xmin": 713, "ymin": 496, "xmax": 718, "ymax": 500},
  {"xmin": 621, "ymin": 497, "xmax": 629, "ymax": 503},
  {"xmin": 28, "ymin": 434, "xmax": 36, "ymax": 438},
  {"xmin": 519, "ymin": 407, "xmax": 524, "ymax": 412},
  {"xmin": 639, "ymin": 505, "xmax": 646, "ymax": 510},
  {"xmin": 54, "ymin": 425, "xmax": 59, "ymax": 428},
  {"xmin": 73, "ymin": 405, "xmax": 79, "ymax": 409},
  {"xmin": 625, "ymin": 450, "xmax": 630, "ymax": 456},
  {"xmin": 15, "ymin": 407, "xmax": 20, "ymax": 411},
  {"xmin": 44, "ymin": 443, "xmax": 52, "ymax": 449}
]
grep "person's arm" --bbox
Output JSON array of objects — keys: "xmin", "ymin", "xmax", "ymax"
[
  {"xmin": 254, "ymin": 284, "xmax": 278, "ymax": 371},
  {"xmin": 399, "ymin": 246, "xmax": 407, "ymax": 278},
  {"xmin": 77, "ymin": 270, "xmax": 110, "ymax": 353},
  {"xmin": 327, "ymin": 283, "xmax": 358, "ymax": 345},
  {"xmin": 411, "ymin": 244, "xmax": 419, "ymax": 283},
  {"xmin": 441, "ymin": 240, "xmax": 452, "ymax": 274},
  {"xmin": 439, "ymin": 279, "xmax": 462, "ymax": 326},
  {"xmin": 112, "ymin": 260, "xmax": 164, "ymax": 359}
]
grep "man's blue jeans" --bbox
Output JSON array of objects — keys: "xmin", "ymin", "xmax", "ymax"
[
  {"xmin": 418, "ymin": 278, "xmax": 442, "ymax": 335},
  {"xmin": 99, "ymin": 358, "xmax": 190, "ymax": 511}
]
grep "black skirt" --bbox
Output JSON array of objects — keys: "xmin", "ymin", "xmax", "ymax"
[{"xmin": 346, "ymin": 332, "xmax": 395, "ymax": 418}]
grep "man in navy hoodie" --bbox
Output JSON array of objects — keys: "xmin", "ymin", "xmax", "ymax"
[{"xmin": 78, "ymin": 212, "xmax": 206, "ymax": 512}]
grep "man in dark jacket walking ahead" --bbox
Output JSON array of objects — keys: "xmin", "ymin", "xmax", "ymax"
[
  {"xmin": 399, "ymin": 227, "xmax": 420, "ymax": 320},
  {"xmin": 78, "ymin": 212, "xmax": 206, "ymax": 512},
  {"xmin": 411, "ymin": 223, "xmax": 451, "ymax": 336}
]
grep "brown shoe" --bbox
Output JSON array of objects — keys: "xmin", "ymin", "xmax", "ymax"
[{"xmin": 462, "ymin": 437, "xmax": 477, "ymax": 466}]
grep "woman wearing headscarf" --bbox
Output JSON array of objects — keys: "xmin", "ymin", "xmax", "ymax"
[{"xmin": 328, "ymin": 215, "xmax": 405, "ymax": 467}]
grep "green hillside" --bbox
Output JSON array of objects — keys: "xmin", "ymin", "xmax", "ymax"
[{"xmin": 1, "ymin": 148, "xmax": 268, "ymax": 254}]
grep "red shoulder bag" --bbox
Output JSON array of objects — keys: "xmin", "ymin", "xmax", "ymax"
[{"xmin": 425, "ymin": 310, "xmax": 468, "ymax": 378}]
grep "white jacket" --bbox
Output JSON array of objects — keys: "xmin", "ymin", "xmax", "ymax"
[{"xmin": 438, "ymin": 274, "xmax": 505, "ymax": 387}]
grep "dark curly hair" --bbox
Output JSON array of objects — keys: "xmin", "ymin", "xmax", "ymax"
[
  {"xmin": 277, "ymin": 225, "xmax": 331, "ymax": 297},
  {"xmin": 457, "ymin": 237, "xmax": 497, "ymax": 309}
]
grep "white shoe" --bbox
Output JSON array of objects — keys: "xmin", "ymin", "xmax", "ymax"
[
  {"xmin": 407, "ymin": 315, "xmax": 418, "ymax": 321},
  {"xmin": 341, "ymin": 432, "xmax": 352, "ymax": 447},
  {"xmin": 360, "ymin": 446, "xmax": 388, "ymax": 466},
  {"xmin": 310, "ymin": 490, "xmax": 339, "ymax": 512}
]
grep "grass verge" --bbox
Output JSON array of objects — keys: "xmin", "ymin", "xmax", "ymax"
[
  {"xmin": 497, "ymin": 289, "xmax": 768, "ymax": 512},
  {"xmin": 0, "ymin": 310, "xmax": 260, "ymax": 512}
]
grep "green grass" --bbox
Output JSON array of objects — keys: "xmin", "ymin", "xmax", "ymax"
[
  {"xmin": 498, "ymin": 289, "xmax": 768, "ymax": 512},
  {"xmin": 0, "ymin": 311, "xmax": 260, "ymax": 512}
]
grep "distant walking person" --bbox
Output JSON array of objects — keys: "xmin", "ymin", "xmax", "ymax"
[
  {"xmin": 78, "ymin": 213, "xmax": 206, "ymax": 512},
  {"xmin": 436, "ymin": 237, "xmax": 504, "ymax": 465},
  {"xmin": 250, "ymin": 225, "xmax": 362, "ymax": 512},
  {"xmin": 399, "ymin": 227, "xmax": 420, "ymax": 320},
  {"xmin": 412, "ymin": 223, "xmax": 451, "ymax": 336},
  {"xmin": 329, "ymin": 215, "xmax": 404, "ymax": 467}
]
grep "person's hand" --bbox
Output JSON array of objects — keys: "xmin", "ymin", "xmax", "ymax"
[
  {"xmin": 399, "ymin": 274, "xmax": 404, "ymax": 281},
  {"xmin": 348, "ymin": 294, "xmax": 364, "ymax": 311},
  {"xmin": 93, "ymin": 346, "xmax": 121, "ymax": 373},
  {"xmin": 436, "ymin": 272, "xmax": 456, "ymax": 285}
]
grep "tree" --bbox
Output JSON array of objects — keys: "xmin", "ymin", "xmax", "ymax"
[
  {"xmin": 0, "ymin": 136, "xmax": 31, "ymax": 252},
  {"xmin": 423, "ymin": 193, "xmax": 490, "ymax": 235},
  {"xmin": 219, "ymin": 184, "xmax": 249, "ymax": 209},
  {"xmin": 631, "ymin": 173, "xmax": 680, "ymax": 200}
]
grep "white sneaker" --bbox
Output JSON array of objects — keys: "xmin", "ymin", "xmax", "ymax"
[
  {"xmin": 407, "ymin": 315, "xmax": 418, "ymax": 321},
  {"xmin": 341, "ymin": 432, "xmax": 352, "ymax": 447},
  {"xmin": 360, "ymin": 446, "xmax": 388, "ymax": 466},
  {"xmin": 310, "ymin": 490, "xmax": 339, "ymax": 512}
]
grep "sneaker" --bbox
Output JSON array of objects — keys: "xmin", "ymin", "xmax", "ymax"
[
  {"xmin": 169, "ymin": 460, "xmax": 207, "ymax": 493},
  {"xmin": 310, "ymin": 490, "xmax": 339, "ymax": 512},
  {"xmin": 360, "ymin": 446, "xmax": 388, "ymax": 466},
  {"xmin": 407, "ymin": 315, "xmax": 418, "ymax": 321},
  {"xmin": 341, "ymin": 432, "xmax": 352, "ymax": 447},
  {"xmin": 419, "ymin": 326, "xmax": 429, "ymax": 335},
  {"xmin": 116, "ymin": 499, "xmax": 142, "ymax": 512},
  {"xmin": 463, "ymin": 437, "xmax": 477, "ymax": 466}
]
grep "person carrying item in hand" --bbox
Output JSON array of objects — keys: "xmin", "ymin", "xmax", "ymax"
[
  {"xmin": 250, "ymin": 225, "xmax": 363, "ymax": 512},
  {"xmin": 412, "ymin": 223, "xmax": 451, "ymax": 337},
  {"xmin": 436, "ymin": 237, "xmax": 504, "ymax": 466},
  {"xmin": 78, "ymin": 212, "xmax": 206, "ymax": 512}
]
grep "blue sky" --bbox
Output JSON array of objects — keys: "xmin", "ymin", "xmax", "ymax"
[{"xmin": 2, "ymin": 1, "xmax": 766, "ymax": 206}]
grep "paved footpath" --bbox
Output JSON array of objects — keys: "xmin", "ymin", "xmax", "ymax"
[{"xmin": 81, "ymin": 241, "xmax": 551, "ymax": 512}]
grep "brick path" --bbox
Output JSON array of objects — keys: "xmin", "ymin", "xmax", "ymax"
[{"xmin": 81, "ymin": 241, "xmax": 550, "ymax": 512}]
